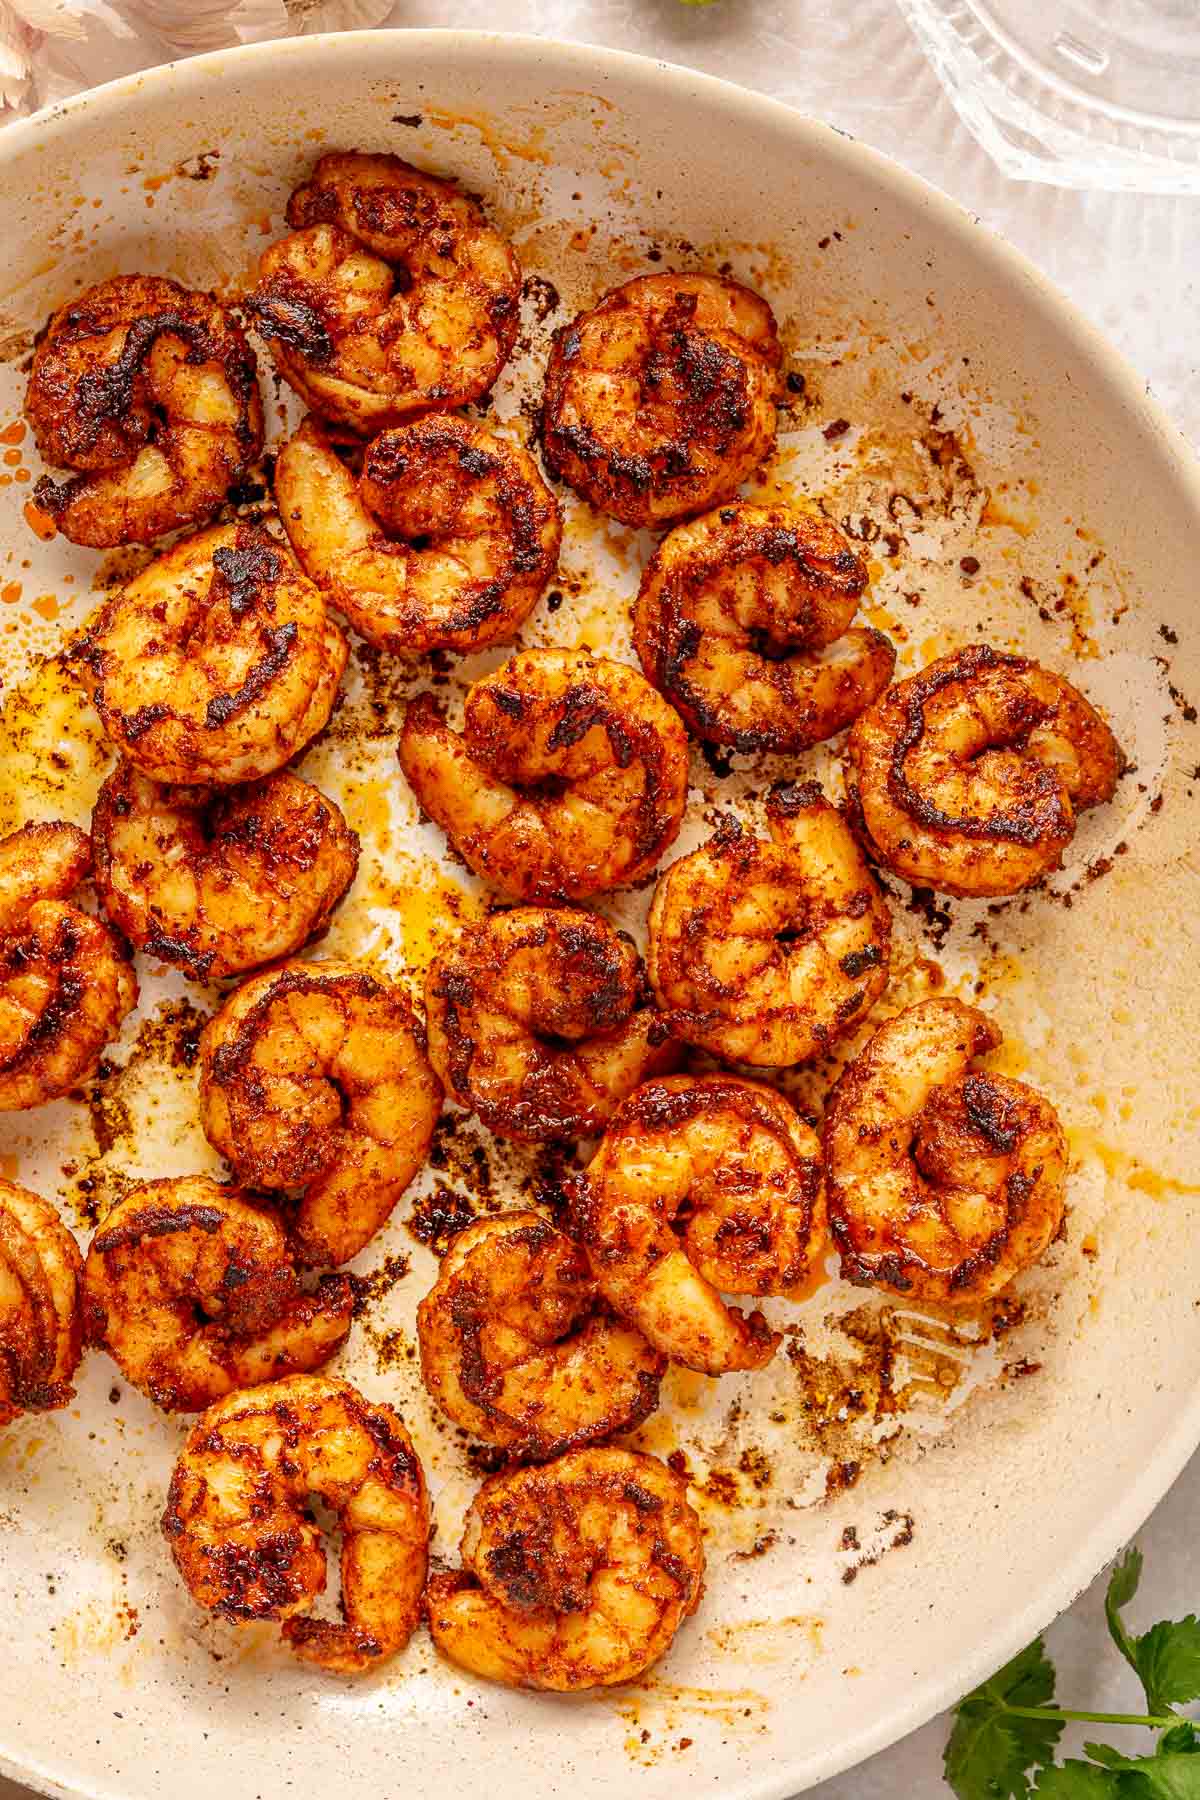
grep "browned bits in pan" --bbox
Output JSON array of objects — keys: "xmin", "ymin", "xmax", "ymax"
[{"xmin": 0, "ymin": 1179, "xmax": 83, "ymax": 1426}]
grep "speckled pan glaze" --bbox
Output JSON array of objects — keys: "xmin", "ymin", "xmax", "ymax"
[{"xmin": 0, "ymin": 30, "xmax": 1197, "ymax": 1800}]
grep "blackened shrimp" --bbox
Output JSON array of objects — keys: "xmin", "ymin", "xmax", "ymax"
[
  {"xmin": 417, "ymin": 1213, "xmax": 664, "ymax": 1461},
  {"xmin": 0, "ymin": 821, "xmax": 137, "ymax": 1111},
  {"xmin": 274, "ymin": 413, "xmax": 561, "ymax": 655},
  {"xmin": 425, "ymin": 907, "xmax": 678, "ymax": 1141},
  {"xmin": 198, "ymin": 960, "xmax": 442, "ymax": 1267},
  {"xmin": 846, "ymin": 645, "xmax": 1124, "ymax": 897},
  {"xmin": 633, "ymin": 502, "xmax": 895, "ymax": 751},
  {"xmin": 575, "ymin": 1075, "xmax": 826, "ymax": 1375},
  {"xmin": 647, "ymin": 783, "xmax": 891, "ymax": 1066},
  {"xmin": 162, "ymin": 1373, "xmax": 428, "ymax": 1673},
  {"xmin": 250, "ymin": 152, "xmax": 521, "ymax": 433},
  {"xmin": 823, "ymin": 997, "xmax": 1067, "ymax": 1306},
  {"xmin": 91, "ymin": 762, "xmax": 358, "ymax": 983},
  {"xmin": 398, "ymin": 649, "xmax": 689, "ymax": 902},
  {"xmin": 70, "ymin": 523, "xmax": 348, "ymax": 786},
  {"xmin": 425, "ymin": 1446, "xmax": 702, "ymax": 1689},
  {"xmin": 25, "ymin": 275, "xmax": 263, "ymax": 548},
  {"xmin": 0, "ymin": 1179, "xmax": 82, "ymax": 1426}
]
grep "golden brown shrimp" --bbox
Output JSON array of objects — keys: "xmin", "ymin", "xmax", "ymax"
[
  {"xmin": 417, "ymin": 1212, "xmax": 665, "ymax": 1461},
  {"xmin": 0, "ymin": 821, "xmax": 137, "ymax": 1112},
  {"xmin": 540, "ymin": 272, "xmax": 781, "ymax": 527},
  {"xmin": 575, "ymin": 1075, "xmax": 826, "ymax": 1375},
  {"xmin": 25, "ymin": 275, "xmax": 263, "ymax": 548},
  {"xmin": 846, "ymin": 644, "xmax": 1124, "ymax": 897},
  {"xmin": 250, "ymin": 152, "xmax": 521, "ymax": 434},
  {"xmin": 398, "ymin": 649, "xmax": 690, "ymax": 902},
  {"xmin": 82, "ymin": 1177, "xmax": 355, "ymax": 1412},
  {"xmin": 274, "ymin": 413, "xmax": 561, "ymax": 655},
  {"xmin": 162, "ymin": 1373, "xmax": 428, "ymax": 1673},
  {"xmin": 0, "ymin": 1179, "xmax": 82, "ymax": 1426},
  {"xmin": 91, "ymin": 762, "xmax": 358, "ymax": 983},
  {"xmin": 823, "ymin": 998, "xmax": 1067, "ymax": 1306},
  {"xmin": 647, "ymin": 782, "xmax": 891, "ymax": 1066},
  {"xmin": 633, "ymin": 502, "xmax": 895, "ymax": 751},
  {"xmin": 425, "ymin": 1445, "xmax": 702, "ymax": 1689},
  {"xmin": 425, "ymin": 907, "xmax": 678, "ymax": 1142},
  {"xmin": 198, "ymin": 960, "xmax": 442, "ymax": 1267},
  {"xmin": 69, "ymin": 522, "xmax": 348, "ymax": 787}
]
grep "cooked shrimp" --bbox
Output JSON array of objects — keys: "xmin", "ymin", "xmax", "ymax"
[
  {"xmin": 398, "ymin": 649, "xmax": 689, "ymax": 902},
  {"xmin": 0, "ymin": 1180, "xmax": 82, "ymax": 1426},
  {"xmin": 26, "ymin": 275, "xmax": 263, "ymax": 548},
  {"xmin": 425, "ymin": 1445, "xmax": 702, "ymax": 1689},
  {"xmin": 823, "ymin": 997, "xmax": 1067, "ymax": 1306},
  {"xmin": 91, "ymin": 762, "xmax": 358, "ymax": 983},
  {"xmin": 417, "ymin": 1212, "xmax": 664, "ymax": 1461},
  {"xmin": 0, "ymin": 821, "xmax": 137, "ymax": 1111},
  {"xmin": 250, "ymin": 152, "xmax": 521, "ymax": 434},
  {"xmin": 274, "ymin": 413, "xmax": 561, "ymax": 655},
  {"xmin": 633, "ymin": 502, "xmax": 895, "ymax": 751},
  {"xmin": 540, "ymin": 272, "xmax": 781, "ymax": 527},
  {"xmin": 575, "ymin": 1075, "xmax": 825, "ymax": 1375},
  {"xmin": 198, "ymin": 960, "xmax": 442, "ymax": 1267},
  {"xmin": 846, "ymin": 644, "xmax": 1124, "ymax": 897},
  {"xmin": 647, "ymin": 782, "xmax": 891, "ymax": 1066},
  {"xmin": 83, "ymin": 1177, "xmax": 355, "ymax": 1412},
  {"xmin": 425, "ymin": 907, "xmax": 678, "ymax": 1141},
  {"xmin": 70, "ymin": 523, "xmax": 348, "ymax": 786},
  {"xmin": 163, "ymin": 1373, "xmax": 428, "ymax": 1672}
]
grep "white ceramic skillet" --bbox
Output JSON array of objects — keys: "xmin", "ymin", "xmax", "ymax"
[{"xmin": 0, "ymin": 29, "xmax": 1197, "ymax": 1800}]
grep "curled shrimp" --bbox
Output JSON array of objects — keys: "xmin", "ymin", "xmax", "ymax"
[
  {"xmin": 846, "ymin": 644, "xmax": 1124, "ymax": 897},
  {"xmin": 647, "ymin": 782, "xmax": 891, "ymax": 1066},
  {"xmin": 25, "ymin": 275, "xmax": 263, "ymax": 548},
  {"xmin": 540, "ymin": 272, "xmax": 781, "ymax": 527},
  {"xmin": 425, "ymin": 1446, "xmax": 702, "ymax": 1690},
  {"xmin": 0, "ymin": 1179, "xmax": 82, "ymax": 1426},
  {"xmin": 425, "ymin": 907, "xmax": 678, "ymax": 1142},
  {"xmin": 274, "ymin": 413, "xmax": 561, "ymax": 655},
  {"xmin": 398, "ymin": 648, "xmax": 690, "ymax": 902},
  {"xmin": 823, "ymin": 997, "xmax": 1067, "ymax": 1306},
  {"xmin": 575, "ymin": 1074, "xmax": 826, "ymax": 1375},
  {"xmin": 162, "ymin": 1373, "xmax": 428, "ymax": 1673},
  {"xmin": 91, "ymin": 761, "xmax": 359, "ymax": 983},
  {"xmin": 82, "ymin": 1177, "xmax": 355, "ymax": 1412},
  {"xmin": 417, "ymin": 1212, "xmax": 665, "ymax": 1461},
  {"xmin": 198, "ymin": 960, "xmax": 442, "ymax": 1267},
  {"xmin": 633, "ymin": 502, "xmax": 895, "ymax": 751},
  {"xmin": 0, "ymin": 821, "xmax": 137, "ymax": 1111},
  {"xmin": 250, "ymin": 152, "xmax": 521, "ymax": 434},
  {"xmin": 70, "ymin": 523, "xmax": 348, "ymax": 787}
]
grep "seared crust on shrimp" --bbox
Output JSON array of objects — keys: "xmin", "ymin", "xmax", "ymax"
[
  {"xmin": 398, "ymin": 649, "xmax": 689, "ymax": 902},
  {"xmin": 275, "ymin": 413, "xmax": 561, "ymax": 655},
  {"xmin": 417, "ymin": 1212, "xmax": 665, "ymax": 1461},
  {"xmin": 26, "ymin": 275, "xmax": 263, "ymax": 547},
  {"xmin": 0, "ymin": 821, "xmax": 137, "ymax": 1111},
  {"xmin": 541, "ymin": 272, "xmax": 781, "ymax": 527},
  {"xmin": 633, "ymin": 502, "xmax": 894, "ymax": 751},
  {"xmin": 425, "ymin": 1446, "xmax": 702, "ymax": 1689},
  {"xmin": 425, "ymin": 907, "xmax": 678, "ymax": 1141},
  {"xmin": 647, "ymin": 783, "xmax": 891, "ymax": 1066},
  {"xmin": 163, "ymin": 1373, "xmax": 428, "ymax": 1672},
  {"xmin": 251, "ymin": 152, "xmax": 521, "ymax": 433},
  {"xmin": 198, "ymin": 960, "xmax": 442, "ymax": 1267},
  {"xmin": 70, "ymin": 523, "xmax": 348, "ymax": 786},
  {"xmin": 823, "ymin": 998, "xmax": 1067, "ymax": 1305},
  {"xmin": 576, "ymin": 1075, "xmax": 826, "ymax": 1375},
  {"xmin": 847, "ymin": 644, "xmax": 1124, "ymax": 897},
  {"xmin": 91, "ymin": 762, "xmax": 358, "ymax": 983},
  {"xmin": 0, "ymin": 1180, "xmax": 82, "ymax": 1425}
]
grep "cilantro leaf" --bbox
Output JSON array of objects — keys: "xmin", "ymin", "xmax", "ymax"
[
  {"xmin": 1033, "ymin": 1765, "xmax": 1120, "ymax": 1798},
  {"xmin": 1133, "ymin": 1619, "xmax": 1200, "ymax": 1715},
  {"xmin": 945, "ymin": 1638, "xmax": 1064, "ymax": 1800},
  {"xmin": 1106, "ymin": 1549, "xmax": 1145, "ymax": 1678},
  {"xmin": 1081, "ymin": 1739, "xmax": 1200, "ymax": 1799},
  {"xmin": 1158, "ymin": 1727, "xmax": 1200, "ymax": 1757}
]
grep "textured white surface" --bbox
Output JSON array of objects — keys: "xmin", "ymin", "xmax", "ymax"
[{"xmin": 1, "ymin": 7, "xmax": 1197, "ymax": 1799}]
